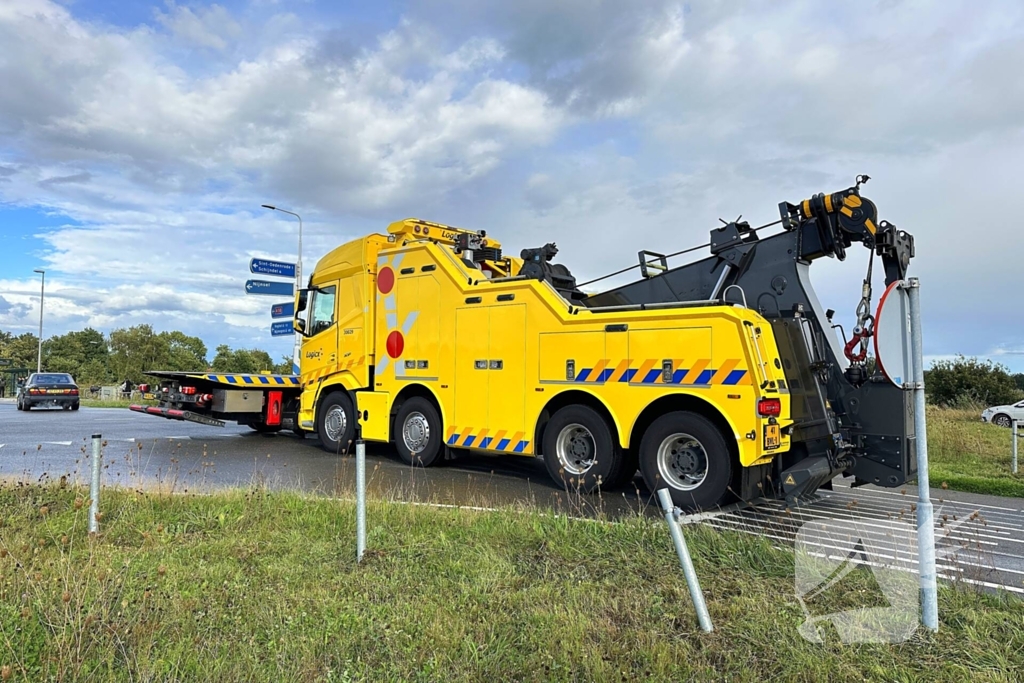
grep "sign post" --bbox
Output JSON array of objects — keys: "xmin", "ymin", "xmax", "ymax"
[
  {"xmin": 249, "ymin": 258, "xmax": 297, "ymax": 278},
  {"xmin": 875, "ymin": 278, "xmax": 938, "ymax": 632},
  {"xmin": 245, "ymin": 280, "xmax": 294, "ymax": 297},
  {"xmin": 271, "ymin": 321, "xmax": 294, "ymax": 337},
  {"xmin": 271, "ymin": 302, "xmax": 294, "ymax": 319}
]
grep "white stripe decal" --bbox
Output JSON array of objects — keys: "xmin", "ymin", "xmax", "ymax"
[{"xmin": 401, "ymin": 311, "xmax": 419, "ymax": 334}]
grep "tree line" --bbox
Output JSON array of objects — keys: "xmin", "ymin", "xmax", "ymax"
[{"xmin": 0, "ymin": 325, "xmax": 291, "ymax": 387}]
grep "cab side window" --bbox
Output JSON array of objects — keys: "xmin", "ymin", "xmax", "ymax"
[{"xmin": 309, "ymin": 286, "xmax": 337, "ymax": 336}]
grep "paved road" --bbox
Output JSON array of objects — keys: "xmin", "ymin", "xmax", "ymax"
[{"xmin": 2, "ymin": 402, "xmax": 1022, "ymax": 593}]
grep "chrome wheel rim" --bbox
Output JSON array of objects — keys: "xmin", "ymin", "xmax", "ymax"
[
  {"xmin": 657, "ymin": 433, "xmax": 708, "ymax": 491},
  {"xmin": 555, "ymin": 423, "xmax": 597, "ymax": 475},
  {"xmin": 995, "ymin": 415, "xmax": 1011, "ymax": 428},
  {"xmin": 324, "ymin": 404, "xmax": 348, "ymax": 443},
  {"xmin": 403, "ymin": 411, "xmax": 430, "ymax": 454}
]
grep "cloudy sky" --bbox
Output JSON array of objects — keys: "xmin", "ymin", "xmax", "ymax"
[{"xmin": 0, "ymin": 0, "xmax": 1022, "ymax": 369}]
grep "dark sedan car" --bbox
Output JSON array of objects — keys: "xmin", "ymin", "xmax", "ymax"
[{"xmin": 16, "ymin": 373, "xmax": 81, "ymax": 411}]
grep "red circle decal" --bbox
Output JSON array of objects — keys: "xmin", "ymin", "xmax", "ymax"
[
  {"xmin": 386, "ymin": 330, "xmax": 404, "ymax": 358},
  {"xmin": 378, "ymin": 266, "xmax": 395, "ymax": 294}
]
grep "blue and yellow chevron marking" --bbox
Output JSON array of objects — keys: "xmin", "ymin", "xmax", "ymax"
[
  {"xmin": 445, "ymin": 427, "xmax": 530, "ymax": 454},
  {"xmin": 572, "ymin": 358, "xmax": 750, "ymax": 386},
  {"xmin": 200, "ymin": 373, "xmax": 301, "ymax": 386}
]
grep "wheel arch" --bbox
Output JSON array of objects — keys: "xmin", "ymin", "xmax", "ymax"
[
  {"xmin": 533, "ymin": 389, "xmax": 621, "ymax": 456},
  {"xmin": 628, "ymin": 394, "xmax": 740, "ymax": 466},
  {"xmin": 390, "ymin": 383, "xmax": 445, "ymax": 427}
]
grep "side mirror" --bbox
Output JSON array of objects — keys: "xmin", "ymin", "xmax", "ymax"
[{"xmin": 293, "ymin": 317, "xmax": 306, "ymax": 335}]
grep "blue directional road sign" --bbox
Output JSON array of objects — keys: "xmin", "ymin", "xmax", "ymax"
[
  {"xmin": 250, "ymin": 258, "xmax": 296, "ymax": 278},
  {"xmin": 271, "ymin": 321, "xmax": 294, "ymax": 337},
  {"xmin": 271, "ymin": 301, "xmax": 294, "ymax": 319},
  {"xmin": 245, "ymin": 279, "xmax": 294, "ymax": 296}
]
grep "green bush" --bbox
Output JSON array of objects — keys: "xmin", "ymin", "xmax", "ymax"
[{"xmin": 926, "ymin": 355, "xmax": 1023, "ymax": 407}]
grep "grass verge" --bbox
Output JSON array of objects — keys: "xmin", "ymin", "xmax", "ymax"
[
  {"xmin": 0, "ymin": 483, "xmax": 1021, "ymax": 682},
  {"xmin": 929, "ymin": 407, "xmax": 1024, "ymax": 497}
]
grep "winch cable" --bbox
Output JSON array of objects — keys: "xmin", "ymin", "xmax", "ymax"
[
  {"xmin": 578, "ymin": 218, "xmax": 784, "ymax": 289},
  {"xmin": 844, "ymin": 249, "xmax": 876, "ymax": 363}
]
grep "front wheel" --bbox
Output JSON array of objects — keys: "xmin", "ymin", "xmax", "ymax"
[
  {"xmin": 993, "ymin": 413, "xmax": 1013, "ymax": 428},
  {"xmin": 394, "ymin": 397, "xmax": 444, "ymax": 467},
  {"xmin": 542, "ymin": 405, "xmax": 624, "ymax": 493},
  {"xmin": 639, "ymin": 411, "xmax": 733, "ymax": 512},
  {"xmin": 316, "ymin": 391, "xmax": 357, "ymax": 454}
]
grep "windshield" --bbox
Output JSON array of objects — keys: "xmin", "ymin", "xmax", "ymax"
[{"xmin": 31, "ymin": 373, "xmax": 74, "ymax": 385}]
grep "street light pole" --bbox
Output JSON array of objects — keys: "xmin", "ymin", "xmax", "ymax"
[
  {"xmin": 33, "ymin": 269, "xmax": 45, "ymax": 373},
  {"xmin": 261, "ymin": 205, "xmax": 303, "ymax": 374}
]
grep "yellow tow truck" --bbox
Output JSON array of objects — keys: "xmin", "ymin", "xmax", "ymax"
[{"xmin": 134, "ymin": 179, "xmax": 918, "ymax": 510}]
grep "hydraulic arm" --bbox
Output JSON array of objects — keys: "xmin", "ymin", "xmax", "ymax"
[{"xmin": 585, "ymin": 177, "xmax": 917, "ymax": 504}]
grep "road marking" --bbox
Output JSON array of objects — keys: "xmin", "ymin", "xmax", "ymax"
[
  {"xmin": 166, "ymin": 436, "xmax": 192, "ymax": 441},
  {"xmin": 43, "ymin": 441, "xmax": 73, "ymax": 446}
]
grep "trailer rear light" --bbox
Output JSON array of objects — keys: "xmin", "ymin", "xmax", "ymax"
[
  {"xmin": 757, "ymin": 398, "xmax": 782, "ymax": 417},
  {"xmin": 181, "ymin": 386, "xmax": 197, "ymax": 395},
  {"xmin": 139, "ymin": 384, "xmax": 149, "ymax": 393},
  {"xmin": 196, "ymin": 394, "xmax": 213, "ymax": 404}
]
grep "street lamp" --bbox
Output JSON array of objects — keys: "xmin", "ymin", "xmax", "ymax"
[
  {"xmin": 33, "ymin": 269, "xmax": 45, "ymax": 373},
  {"xmin": 261, "ymin": 204, "xmax": 303, "ymax": 374}
]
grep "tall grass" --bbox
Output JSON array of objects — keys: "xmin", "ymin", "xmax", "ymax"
[
  {"xmin": 928, "ymin": 407, "xmax": 1024, "ymax": 497},
  {"xmin": 0, "ymin": 482, "xmax": 1021, "ymax": 682}
]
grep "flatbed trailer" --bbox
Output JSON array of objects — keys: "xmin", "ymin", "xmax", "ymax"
[{"xmin": 129, "ymin": 371, "xmax": 303, "ymax": 432}]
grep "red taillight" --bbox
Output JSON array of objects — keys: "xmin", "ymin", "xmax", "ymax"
[
  {"xmin": 181, "ymin": 386, "xmax": 197, "ymax": 395},
  {"xmin": 69, "ymin": 388, "xmax": 79, "ymax": 396},
  {"xmin": 139, "ymin": 384, "xmax": 150, "ymax": 393},
  {"xmin": 758, "ymin": 398, "xmax": 781, "ymax": 417},
  {"xmin": 29, "ymin": 388, "xmax": 43, "ymax": 395}
]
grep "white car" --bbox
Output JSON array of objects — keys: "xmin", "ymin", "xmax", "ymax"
[{"xmin": 981, "ymin": 401, "xmax": 1024, "ymax": 428}]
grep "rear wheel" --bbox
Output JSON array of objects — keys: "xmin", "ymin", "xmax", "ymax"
[
  {"xmin": 316, "ymin": 391, "xmax": 356, "ymax": 454},
  {"xmin": 71, "ymin": 402, "xmax": 79, "ymax": 411},
  {"xmin": 542, "ymin": 405, "xmax": 623, "ymax": 493},
  {"xmin": 639, "ymin": 411, "xmax": 733, "ymax": 511},
  {"xmin": 394, "ymin": 397, "xmax": 444, "ymax": 467}
]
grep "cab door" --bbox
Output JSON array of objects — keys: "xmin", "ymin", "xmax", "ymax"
[{"xmin": 299, "ymin": 284, "xmax": 338, "ymax": 414}]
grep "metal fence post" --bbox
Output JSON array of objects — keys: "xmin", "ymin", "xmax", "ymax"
[
  {"xmin": 1013, "ymin": 420, "xmax": 1019, "ymax": 475},
  {"xmin": 656, "ymin": 488, "xmax": 713, "ymax": 633},
  {"xmin": 906, "ymin": 278, "xmax": 938, "ymax": 632},
  {"xmin": 356, "ymin": 439, "xmax": 366, "ymax": 563},
  {"xmin": 89, "ymin": 433, "xmax": 102, "ymax": 534}
]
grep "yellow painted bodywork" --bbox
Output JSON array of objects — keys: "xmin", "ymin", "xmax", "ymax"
[{"xmin": 297, "ymin": 219, "xmax": 792, "ymax": 468}]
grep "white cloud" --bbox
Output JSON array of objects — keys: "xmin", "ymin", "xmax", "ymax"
[{"xmin": 0, "ymin": 0, "xmax": 1022, "ymax": 369}]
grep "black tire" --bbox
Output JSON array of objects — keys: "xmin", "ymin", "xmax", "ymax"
[
  {"xmin": 16, "ymin": 400, "xmax": 23, "ymax": 411},
  {"xmin": 22, "ymin": 401, "xmax": 31, "ymax": 411},
  {"xmin": 316, "ymin": 391, "xmax": 357, "ymax": 454},
  {"xmin": 393, "ymin": 397, "xmax": 444, "ymax": 467},
  {"xmin": 993, "ymin": 413, "xmax": 1013, "ymax": 428},
  {"xmin": 639, "ymin": 411, "xmax": 733, "ymax": 512},
  {"xmin": 71, "ymin": 402, "xmax": 79, "ymax": 411},
  {"xmin": 62, "ymin": 404, "xmax": 71, "ymax": 411},
  {"xmin": 542, "ymin": 405, "xmax": 623, "ymax": 493}
]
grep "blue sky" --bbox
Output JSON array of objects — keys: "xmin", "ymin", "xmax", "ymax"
[{"xmin": 1, "ymin": 0, "xmax": 1023, "ymax": 370}]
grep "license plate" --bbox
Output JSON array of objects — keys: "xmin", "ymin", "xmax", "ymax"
[
  {"xmin": 47, "ymin": 389, "xmax": 64, "ymax": 394},
  {"xmin": 143, "ymin": 393, "xmax": 156, "ymax": 400},
  {"xmin": 764, "ymin": 423, "xmax": 781, "ymax": 450}
]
